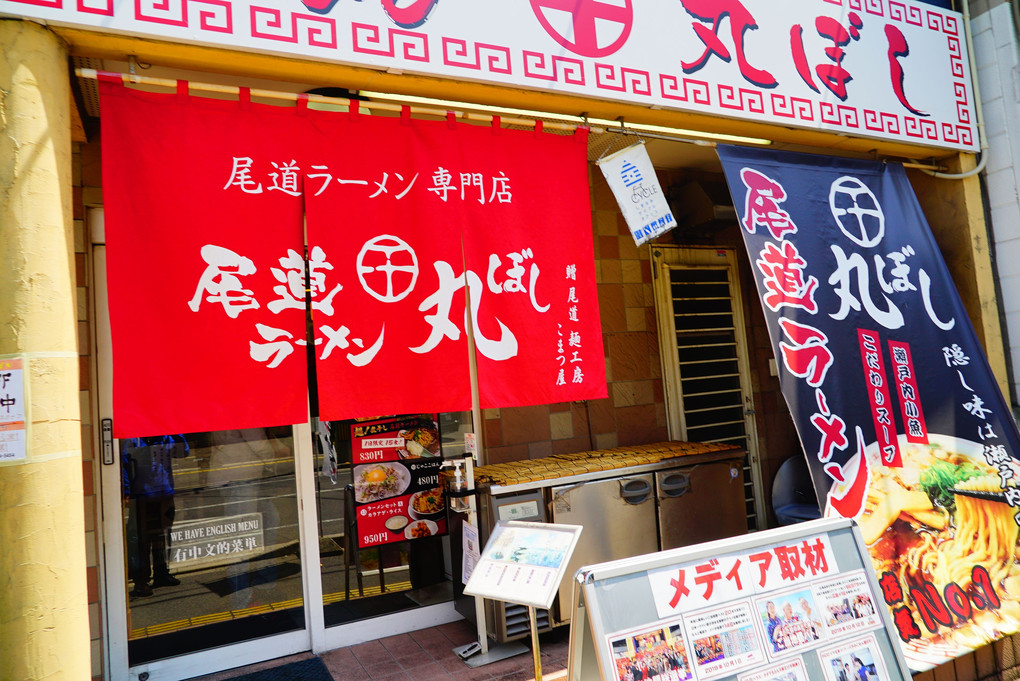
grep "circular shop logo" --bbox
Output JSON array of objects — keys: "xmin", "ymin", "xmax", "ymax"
[
  {"xmin": 829, "ymin": 176, "xmax": 885, "ymax": 248},
  {"xmin": 529, "ymin": 0, "xmax": 634, "ymax": 58},
  {"xmin": 357, "ymin": 235, "xmax": 419, "ymax": 303}
]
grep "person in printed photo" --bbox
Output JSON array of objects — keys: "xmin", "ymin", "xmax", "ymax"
[
  {"xmin": 799, "ymin": 597, "xmax": 822, "ymax": 639},
  {"xmin": 764, "ymin": 600, "xmax": 785, "ymax": 653}
]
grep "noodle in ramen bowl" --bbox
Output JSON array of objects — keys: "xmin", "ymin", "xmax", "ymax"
[
  {"xmin": 353, "ymin": 463, "xmax": 411, "ymax": 503},
  {"xmin": 409, "ymin": 487, "xmax": 445, "ymax": 520},
  {"xmin": 825, "ymin": 435, "xmax": 1020, "ymax": 670},
  {"xmin": 399, "ymin": 426, "xmax": 441, "ymax": 457}
]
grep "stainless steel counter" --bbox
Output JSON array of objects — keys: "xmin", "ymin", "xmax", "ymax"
[
  {"xmin": 484, "ymin": 448, "xmax": 742, "ymax": 495},
  {"xmin": 456, "ymin": 441, "xmax": 749, "ymax": 642}
]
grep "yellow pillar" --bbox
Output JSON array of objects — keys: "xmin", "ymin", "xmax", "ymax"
[{"xmin": 0, "ymin": 20, "xmax": 91, "ymax": 681}]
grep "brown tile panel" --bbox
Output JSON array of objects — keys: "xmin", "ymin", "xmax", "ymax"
[
  {"xmin": 599, "ymin": 259, "xmax": 622, "ymax": 284},
  {"xmin": 597, "ymin": 284, "xmax": 627, "ymax": 334},
  {"xmin": 79, "ymin": 355, "xmax": 90, "ymax": 390},
  {"xmin": 82, "ymin": 460, "xmax": 94, "ymax": 496},
  {"xmin": 615, "ymin": 405, "xmax": 667, "ymax": 446},
  {"xmin": 483, "ymin": 417, "xmax": 503, "ymax": 448},
  {"xmin": 622, "ymin": 283, "xmax": 644, "ymax": 308},
  {"xmin": 598, "ymin": 235, "xmax": 620, "ymax": 260},
  {"xmin": 552, "ymin": 436, "xmax": 591, "ymax": 456},
  {"xmin": 608, "ymin": 332, "xmax": 653, "ymax": 381},
  {"xmin": 500, "ymin": 404, "xmax": 551, "ymax": 445},
  {"xmin": 484, "ymin": 444, "xmax": 529, "ymax": 465},
  {"xmin": 618, "ymin": 234, "xmax": 640, "ymax": 261},
  {"xmin": 586, "ymin": 397, "xmax": 616, "ymax": 434},
  {"xmin": 75, "ymin": 252, "xmax": 88, "ymax": 287},
  {"xmin": 72, "ymin": 185, "xmax": 83, "ymax": 220},
  {"xmin": 86, "ymin": 566, "xmax": 98, "ymax": 603},
  {"xmin": 528, "ymin": 441, "xmax": 553, "ymax": 459},
  {"xmin": 570, "ymin": 402, "xmax": 591, "ymax": 438}
]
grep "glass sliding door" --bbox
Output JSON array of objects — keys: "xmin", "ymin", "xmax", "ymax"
[
  {"xmin": 94, "ymin": 233, "xmax": 314, "ymax": 679},
  {"xmin": 121, "ymin": 427, "xmax": 306, "ymax": 664}
]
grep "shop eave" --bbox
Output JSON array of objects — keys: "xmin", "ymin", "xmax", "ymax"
[{"xmin": 58, "ymin": 27, "xmax": 967, "ymax": 165}]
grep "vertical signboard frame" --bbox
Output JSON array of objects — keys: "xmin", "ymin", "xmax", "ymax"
[{"xmin": 567, "ymin": 518, "xmax": 911, "ymax": 681}]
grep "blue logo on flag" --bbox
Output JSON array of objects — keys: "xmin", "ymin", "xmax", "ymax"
[{"xmin": 620, "ymin": 161, "xmax": 643, "ymax": 187}]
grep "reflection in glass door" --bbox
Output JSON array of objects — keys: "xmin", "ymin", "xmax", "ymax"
[
  {"xmin": 314, "ymin": 412, "xmax": 473, "ymax": 626},
  {"xmin": 121, "ymin": 427, "xmax": 306, "ymax": 664},
  {"xmin": 94, "ymin": 234, "xmax": 315, "ymax": 677}
]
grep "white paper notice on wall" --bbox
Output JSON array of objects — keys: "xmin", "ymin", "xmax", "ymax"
[
  {"xmin": 0, "ymin": 357, "xmax": 27, "ymax": 462},
  {"xmin": 597, "ymin": 142, "xmax": 676, "ymax": 247}
]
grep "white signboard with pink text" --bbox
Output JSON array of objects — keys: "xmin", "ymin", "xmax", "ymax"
[
  {"xmin": 568, "ymin": 517, "xmax": 910, "ymax": 681},
  {"xmin": 0, "ymin": 0, "xmax": 976, "ymax": 151}
]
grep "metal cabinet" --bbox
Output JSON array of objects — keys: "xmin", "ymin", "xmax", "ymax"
[
  {"xmin": 549, "ymin": 474, "xmax": 660, "ymax": 621},
  {"xmin": 457, "ymin": 443, "xmax": 749, "ymax": 643},
  {"xmin": 656, "ymin": 460, "xmax": 746, "ymax": 551}
]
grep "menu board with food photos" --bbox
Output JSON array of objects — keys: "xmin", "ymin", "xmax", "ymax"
[
  {"xmin": 568, "ymin": 518, "xmax": 911, "ymax": 681},
  {"xmin": 350, "ymin": 415, "xmax": 446, "ymax": 548}
]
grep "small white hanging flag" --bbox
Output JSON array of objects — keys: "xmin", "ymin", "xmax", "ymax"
[{"xmin": 597, "ymin": 141, "xmax": 676, "ymax": 246}]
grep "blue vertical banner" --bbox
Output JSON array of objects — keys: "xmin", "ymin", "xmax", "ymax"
[{"xmin": 718, "ymin": 146, "xmax": 1020, "ymax": 671}]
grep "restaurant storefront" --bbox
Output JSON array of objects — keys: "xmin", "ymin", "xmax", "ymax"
[{"xmin": 0, "ymin": 1, "xmax": 1014, "ymax": 680}]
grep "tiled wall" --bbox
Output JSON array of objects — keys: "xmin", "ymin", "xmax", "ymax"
[
  {"xmin": 481, "ymin": 166, "xmax": 668, "ymax": 465},
  {"xmin": 479, "ymin": 164, "xmax": 804, "ymax": 529},
  {"xmin": 75, "ymin": 138, "xmax": 104, "ymax": 681}
]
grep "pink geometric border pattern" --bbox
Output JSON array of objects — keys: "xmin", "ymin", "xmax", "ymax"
[
  {"xmin": 863, "ymin": 110, "xmax": 901, "ymax": 135},
  {"xmin": 78, "ymin": 0, "xmax": 113, "ymax": 15},
  {"xmin": 522, "ymin": 51, "xmax": 584, "ymax": 85},
  {"xmin": 888, "ymin": 2, "xmax": 923, "ymax": 25},
  {"xmin": 4, "ymin": 0, "xmax": 62, "ymax": 8},
  {"xmin": 659, "ymin": 74, "xmax": 711, "ymax": 106},
  {"xmin": 352, "ymin": 23, "xmax": 429, "ymax": 62},
  {"xmin": 250, "ymin": 6, "xmax": 335, "ymax": 47},
  {"xmin": 822, "ymin": 0, "xmax": 884, "ymax": 16},
  {"xmin": 718, "ymin": 85, "xmax": 765, "ymax": 114},
  {"xmin": 954, "ymin": 82, "xmax": 970, "ymax": 124},
  {"xmin": 820, "ymin": 102, "xmax": 859, "ymax": 129},
  {"xmin": 904, "ymin": 115, "xmax": 939, "ymax": 141},
  {"xmin": 770, "ymin": 94, "xmax": 814, "ymax": 121},
  {"xmin": 947, "ymin": 36, "xmax": 964, "ymax": 78},
  {"xmin": 442, "ymin": 38, "xmax": 511, "ymax": 74},
  {"xmin": 594, "ymin": 64, "xmax": 651, "ymax": 96},
  {"xmin": 941, "ymin": 123, "xmax": 973, "ymax": 146},
  {"xmin": 861, "ymin": 0, "xmax": 885, "ymax": 16},
  {"xmin": 821, "ymin": 0, "xmax": 961, "ymax": 36},
  {"xmin": 137, "ymin": 0, "xmax": 232, "ymax": 31}
]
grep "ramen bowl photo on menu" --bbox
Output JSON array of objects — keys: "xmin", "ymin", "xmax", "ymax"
[
  {"xmin": 399, "ymin": 426, "xmax": 441, "ymax": 458},
  {"xmin": 409, "ymin": 487, "xmax": 446, "ymax": 520},
  {"xmin": 826, "ymin": 434, "xmax": 1020, "ymax": 669},
  {"xmin": 353, "ymin": 463, "xmax": 410, "ymax": 503}
]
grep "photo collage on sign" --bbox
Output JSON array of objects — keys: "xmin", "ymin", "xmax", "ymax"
[{"xmin": 610, "ymin": 537, "xmax": 888, "ymax": 681}]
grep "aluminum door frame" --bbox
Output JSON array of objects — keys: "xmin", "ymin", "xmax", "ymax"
[
  {"xmin": 92, "ymin": 206, "xmax": 459, "ymax": 679},
  {"xmin": 650, "ymin": 245, "xmax": 766, "ymax": 531},
  {"xmin": 91, "ymin": 207, "xmax": 315, "ymax": 680}
]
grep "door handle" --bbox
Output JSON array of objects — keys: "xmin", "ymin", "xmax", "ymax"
[
  {"xmin": 620, "ymin": 478, "xmax": 652, "ymax": 505},
  {"xmin": 102, "ymin": 418, "xmax": 114, "ymax": 465},
  {"xmin": 659, "ymin": 472, "xmax": 691, "ymax": 497}
]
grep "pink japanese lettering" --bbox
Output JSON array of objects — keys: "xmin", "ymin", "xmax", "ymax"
[
  {"xmin": 756, "ymin": 241, "xmax": 819, "ymax": 313},
  {"xmin": 778, "ymin": 318, "xmax": 833, "ymax": 388},
  {"xmin": 678, "ymin": 0, "xmax": 778, "ymax": 89},
  {"xmin": 739, "ymin": 168, "xmax": 796, "ymax": 239}
]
